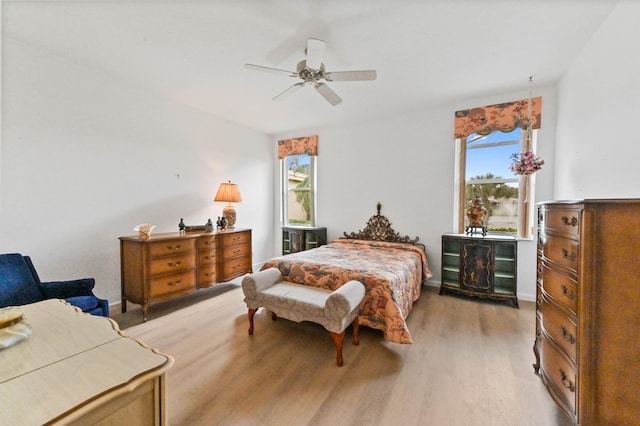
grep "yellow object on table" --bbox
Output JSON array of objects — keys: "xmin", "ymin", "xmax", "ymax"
[{"xmin": 0, "ymin": 307, "xmax": 31, "ymax": 350}]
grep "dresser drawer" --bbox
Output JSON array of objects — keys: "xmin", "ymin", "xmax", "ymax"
[
  {"xmin": 149, "ymin": 253, "xmax": 196, "ymax": 276},
  {"xmin": 198, "ymin": 234, "xmax": 217, "ymax": 250},
  {"xmin": 539, "ymin": 336, "xmax": 577, "ymax": 418},
  {"xmin": 539, "ymin": 208, "xmax": 581, "ymax": 237},
  {"xmin": 221, "ymin": 243, "xmax": 251, "ymax": 262},
  {"xmin": 198, "ymin": 264, "xmax": 217, "ymax": 287},
  {"xmin": 198, "ymin": 250, "xmax": 216, "ymax": 265},
  {"xmin": 221, "ymin": 231, "xmax": 251, "ymax": 246},
  {"xmin": 539, "ymin": 295, "xmax": 577, "ymax": 362},
  {"xmin": 221, "ymin": 257, "xmax": 251, "ymax": 278},
  {"xmin": 538, "ymin": 261, "xmax": 578, "ymax": 313},
  {"xmin": 150, "ymin": 270, "xmax": 197, "ymax": 298},
  {"xmin": 147, "ymin": 238, "xmax": 196, "ymax": 257},
  {"xmin": 540, "ymin": 236, "xmax": 579, "ymax": 273}
]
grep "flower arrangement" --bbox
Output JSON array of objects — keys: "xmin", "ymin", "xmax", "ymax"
[{"xmin": 509, "ymin": 151, "xmax": 544, "ymax": 175}]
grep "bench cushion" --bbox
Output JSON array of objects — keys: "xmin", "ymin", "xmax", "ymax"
[
  {"xmin": 243, "ymin": 269, "xmax": 365, "ymax": 335},
  {"xmin": 241, "ymin": 268, "xmax": 366, "ymax": 366},
  {"xmin": 262, "ymin": 282, "xmax": 330, "ymax": 323},
  {"xmin": 242, "ymin": 267, "xmax": 283, "ymax": 300}
]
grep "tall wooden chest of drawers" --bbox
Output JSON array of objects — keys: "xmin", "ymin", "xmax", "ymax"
[
  {"xmin": 120, "ymin": 229, "xmax": 252, "ymax": 321},
  {"xmin": 534, "ymin": 200, "xmax": 640, "ymax": 425}
]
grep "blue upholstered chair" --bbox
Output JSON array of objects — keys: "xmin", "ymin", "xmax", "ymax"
[{"xmin": 0, "ymin": 253, "xmax": 109, "ymax": 317}]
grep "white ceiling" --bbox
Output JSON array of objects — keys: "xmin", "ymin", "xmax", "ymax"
[{"xmin": 3, "ymin": 0, "xmax": 618, "ymax": 136}]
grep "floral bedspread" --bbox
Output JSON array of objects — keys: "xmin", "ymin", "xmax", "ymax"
[{"xmin": 260, "ymin": 239, "xmax": 432, "ymax": 344}]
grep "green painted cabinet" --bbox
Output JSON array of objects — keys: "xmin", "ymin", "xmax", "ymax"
[
  {"xmin": 440, "ymin": 233, "xmax": 518, "ymax": 308},
  {"xmin": 282, "ymin": 226, "xmax": 327, "ymax": 255}
]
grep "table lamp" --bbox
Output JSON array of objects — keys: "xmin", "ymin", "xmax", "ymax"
[{"xmin": 214, "ymin": 180, "xmax": 242, "ymax": 228}]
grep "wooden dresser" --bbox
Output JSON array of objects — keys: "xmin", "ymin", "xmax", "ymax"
[
  {"xmin": 120, "ymin": 229, "xmax": 252, "ymax": 321},
  {"xmin": 218, "ymin": 229, "xmax": 253, "ymax": 282},
  {"xmin": 0, "ymin": 299, "xmax": 173, "ymax": 424},
  {"xmin": 534, "ymin": 199, "xmax": 640, "ymax": 425}
]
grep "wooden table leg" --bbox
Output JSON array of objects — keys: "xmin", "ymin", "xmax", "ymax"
[
  {"xmin": 248, "ymin": 308, "xmax": 257, "ymax": 335},
  {"xmin": 330, "ymin": 331, "xmax": 346, "ymax": 367}
]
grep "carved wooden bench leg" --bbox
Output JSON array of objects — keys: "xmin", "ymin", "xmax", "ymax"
[
  {"xmin": 330, "ymin": 331, "xmax": 346, "ymax": 367},
  {"xmin": 352, "ymin": 317, "xmax": 360, "ymax": 346},
  {"xmin": 248, "ymin": 308, "xmax": 257, "ymax": 335}
]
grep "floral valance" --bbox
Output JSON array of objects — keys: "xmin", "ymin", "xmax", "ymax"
[
  {"xmin": 454, "ymin": 96, "xmax": 542, "ymax": 139},
  {"xmin": 277, "ymin": 135, "xmax": 318, "ymax": 159}
]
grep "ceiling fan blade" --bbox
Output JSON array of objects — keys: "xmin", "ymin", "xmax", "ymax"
[
  {"xmin": 315, "ymin": 83, "xmax": 342, "ymax": 106},
  {"xmin": 245, "ymin": 63, "xmax": 297, "ymax": 76},
  {"xmin": 273, "ymin": 82, "xmax": 305, "ymax": 101},
  {"xmin": 325, "ymin": 70, "xmax": 377, "ymax": 81},
  {"xmin": 305, "ymin": 38, "xmax": 326, "ymax": 70}
]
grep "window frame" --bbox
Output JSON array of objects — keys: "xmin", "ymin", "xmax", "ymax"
[
  {"xmin": 454, "ymin": 129, "xmax": 538, "ymax": 239},
  {"xmin": 281, "ymin": 153, "xmax": 317, "ymax": 227}
]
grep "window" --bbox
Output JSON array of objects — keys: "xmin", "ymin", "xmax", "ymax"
[
  {"xmin": 453, "ymin": 96, "xmax": 542, "ymax": 238},
  {"xmin": 456, "ymin": 128, "xmax": 537, "ymax": 237},
  {"xmin": 282, "ymin": 153, "xmax": 316, "ymax": 226}
]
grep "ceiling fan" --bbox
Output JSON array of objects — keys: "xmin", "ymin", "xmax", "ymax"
[{"xmin": 245, "ymin": 38, "xmax": 377, "ymax": 106}]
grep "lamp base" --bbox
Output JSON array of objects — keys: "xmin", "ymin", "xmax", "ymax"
[{"xmin": 222, "ymin": 205, "xmax": 237, "ymax": 228}]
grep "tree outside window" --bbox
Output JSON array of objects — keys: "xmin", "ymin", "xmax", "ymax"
[{"xmin": 463, "ymin": 129, "xmax": 521, "ymax": 233}]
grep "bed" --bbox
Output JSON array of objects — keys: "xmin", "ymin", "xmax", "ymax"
[{"xmin": 260, "ymin": 203, "xmax": 432, "ymax": 344}]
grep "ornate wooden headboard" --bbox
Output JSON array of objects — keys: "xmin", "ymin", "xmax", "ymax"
[{"xmin": 342, "ymin": 202, "xmax": 422, "ymax": 247}]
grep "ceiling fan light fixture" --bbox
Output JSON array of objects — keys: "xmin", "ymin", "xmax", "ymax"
[{"xmin": 246, "ymin": 38, "xmax": 376, "ymax": 106}]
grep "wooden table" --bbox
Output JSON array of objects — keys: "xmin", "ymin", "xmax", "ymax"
[{"xmin": 0, "ymin": 299, "xmax": 173, "ymax": 425}]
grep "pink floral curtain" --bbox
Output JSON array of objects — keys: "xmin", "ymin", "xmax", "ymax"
[
  {"xmin": 454, "ymin": 96, "xmax": 542, "ymax": 139},
  {"xmin": 277, "ymin": 135, "xmax": 318, "ymax": 159}
]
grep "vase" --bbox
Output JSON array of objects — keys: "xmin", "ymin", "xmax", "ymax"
[
  {"xmin": 465, "ymin": 196, "xmax": 488, "ymax": 236},
  {"xmin": 466, "ymin": 196, "xmax": 487, "ymax": 227}
]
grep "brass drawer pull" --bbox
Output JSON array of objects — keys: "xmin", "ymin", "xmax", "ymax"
[
  {"xmin": 204, "ymin": 272, "xmax": 214, "ymax": 278},
  {"xmin": 561, "ymin": 285, "xmax": 576, "ymax": 300},
  {"xmin": 561, "ymin": 216, "xmax": 578, "ymax": 226},
  {"xmin": 203, "ymin": 240, "xmax": 213, "ymax": 246},
  {"xmin": 561, "ymin": 248, "xmax": 576, "ymax": 261},
  {"xmin": 560, "ymin": 369, "xmax": 575, "ymax": 392},
  {"xmin": 205, "ymin": 255, "xmax": 215, "ymax": 260},
  {"xmin": 234, "ymin": 249, "xmax": 241, "ymax": 255},
  {"xmin": 167, "ymin": 244, "xmax": 182, "ymax": 251},
  {"xmin": 168, "ymin": 280, "xmax": 182, "ymax": 287},
  {"xmin": 167, "ymin": 261, "xmax": 182, "ymax": 267},
  {"xmin": 561, "ymin": 326, "xmax": 576, "ymax": 344}
]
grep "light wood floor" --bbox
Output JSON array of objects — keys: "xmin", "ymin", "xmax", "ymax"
[{"xmin": 113, "ymin": 283, "xmax": 573, "ymax": 426}]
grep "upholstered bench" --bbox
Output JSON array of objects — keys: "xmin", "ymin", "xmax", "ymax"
[{"xmin": 241, "ymin": 268, "xmax": 365, "ymax": 366}]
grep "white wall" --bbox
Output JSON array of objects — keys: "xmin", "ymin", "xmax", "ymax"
[
  {"xmin": 555, "ymin": 0, "xmax": 640, "ymax": 198},
  {"xmin": 0, "ymin": 39, "xmax": 274, "ymax": 305},
  {"xmin": 8, "ymin": 0, "xmax": 635, "ymax": 310},
  {"xmin": 276, "ymin": 84, "xmax": 558, "ymax": 302}
]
